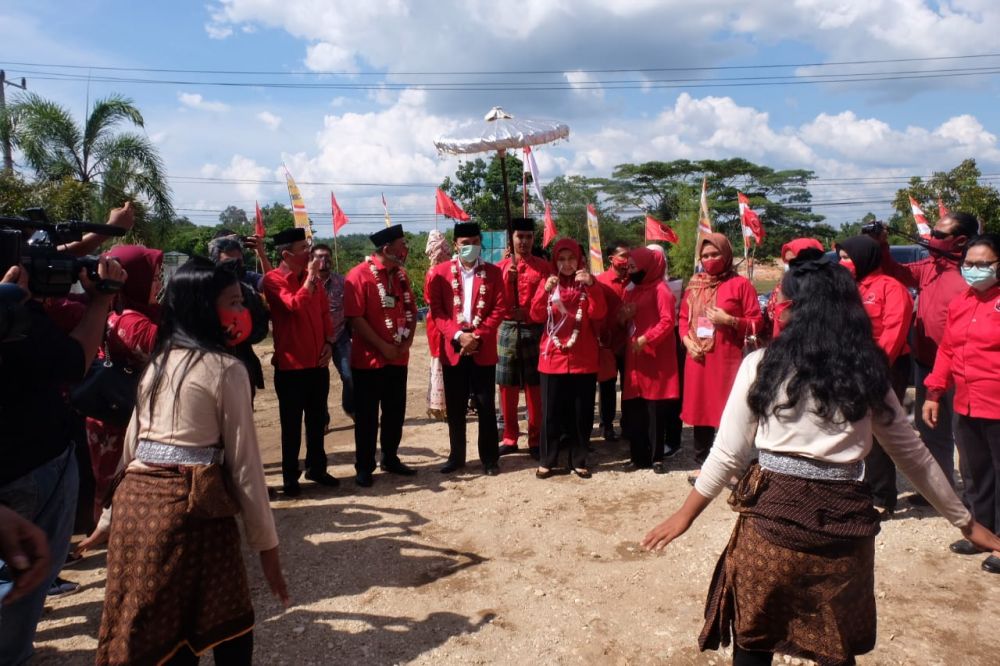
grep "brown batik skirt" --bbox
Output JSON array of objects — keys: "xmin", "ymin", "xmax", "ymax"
[
  {"xmin": 699, "ymin": 463, "xmax": 881, "ymax": 666},
  {"xmin": 96, "ymin": 465, "xmax": 253, "ymax": 666}
]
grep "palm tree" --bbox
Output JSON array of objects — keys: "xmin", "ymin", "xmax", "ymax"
[{"xmin": 12, "ymin": 92, "xmax": 172, "ymax": 223}]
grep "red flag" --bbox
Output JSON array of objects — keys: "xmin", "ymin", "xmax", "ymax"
[
  {"xmin": 909, "ymin": 196, "xmax": 931, "ymax": 239},
  {"xmin": 737, "ymin": 192, "xmax": 765, "ymax": 244},
  {"xmin": 542, "ymin": 201, "xmax": 557, "ymax": 248},
  {"xmin": 435, "ymin": 188, "xmax": 470, "ymax": 221},
  {"xmin": 331, "ymin": 192, "xmax": 349, "ymax": 235},
  {"xmin": 937, "ymin": 197, "xmax": 950, "ymax": 219},
  {"xmin": 645, "ymin": 214, "xmax": 678, "ymax": 243},
  {"xmin": 254, "ymin": 201, "xmax": 266, "ymax": 238}
]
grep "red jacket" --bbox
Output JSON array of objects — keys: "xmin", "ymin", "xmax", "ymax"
[
  {"xmin": 427, "ymin": 258, "xmax": 507, "ymax": 366},
  {"xmin": 424, "ymin": 270, "xmax": 442, "ymax": 358},
  {"xmin": 925, "ymin": 284, "xmax": 1000, "ymax": 419},
  {"xmin": 262, "ymin": 265, "xmax": 334, "ymax": 370},
  {"xmin": 596, "ymin": 268, "xmax": 630, "ymax": 354},
  {"xmin": 858, "ymin": 268, "xmax": 913, "ymax": 364},
  {"xmin": 496, "ymin": 254, "xmax": 551, "ymax": 318},
  {"xmin": 882, "ymin": 248, "xmax": 966, "ymax": 366},
  {"xmin": 343, "ymin": 256, "xmax": 417, "ymax": 369},
  {"xmin": 621, "ymin": 248, "xmax": 679, "ymax": 401}
]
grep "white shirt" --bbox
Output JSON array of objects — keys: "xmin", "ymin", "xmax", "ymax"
[{"xmin": 454, "ymin": 259, "xmax": 480, "ymax": 339}]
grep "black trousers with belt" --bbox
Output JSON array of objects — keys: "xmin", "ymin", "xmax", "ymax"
[
  {"xmin": 443, "ymin": 356, "xmax": 499, "ymax": 468},
  {"xmin": 598, "ymin": 353, "xmax": 626, "ymax": 428},
  {"xmin": 274, "ymin": 367, "xmax": 330, "ymax": 486},
  {"xmin": 541, "ymin": 372, "xmax": 597, "ymax": 470},
  {"xmin": 864, "ymin": 354, "xmax": 911, "ymax": 510},
  {"xmin": 352, "ymin": 365, "xmax": 408, "ymax": 475}
]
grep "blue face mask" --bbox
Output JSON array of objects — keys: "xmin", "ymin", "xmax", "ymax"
[
  {"xmin": 961, "ymin": 265, "xmax": 998, "ymax": 290},
  {"xmin": 458, "ymin": 243, "xmax": 481, "ymax": 263}
]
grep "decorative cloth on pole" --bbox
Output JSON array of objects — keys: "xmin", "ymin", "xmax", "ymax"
[
  {"xmin": 645, "ymin": 214, "xmax": 678, "ymax": 243},
  {"xmin": 937, "ymin": 197, "xmax": 949, "ymax": 220},
  {"xmin": 523, "ymin": 145, "xmax": 546, "ymax": 203},
  {"xmin": 586, "ymin": 204, "xmax": 603, "ymax": 275},
  {"xmin": 254, "ymin": 201, "xmax": 265, "ymax": 238},
  {"xmin": 435, "ymin": 188, "xmax": 470, "ymax": 221},
  {"xmin": 909, "ymin": 196, "xmax": 932, "ymax": 239},
  {"xmin": 331, "ymin": 192, "xmax": 349, "ymax": 235},
  {"xmin": 738, "ymin": 192, "xmax": 765, "ymax": 245},
  {"xmin": 284, "ymin": 170, "xmax": 312, "ymax": 238},
  {"xmin": 698, "ymin": 177, "xmax": 713, "ymax": 236},
  {"xmin": 543, "ymin": 201, "xmax": 557, "ymax": 248},
  {"xmin": 381, "ymin": 193, "xmax": 392, "ymax": 228}
]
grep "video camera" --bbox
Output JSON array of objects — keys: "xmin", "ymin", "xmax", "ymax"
[
  {"xmin": 861, "ymin": 220, "xmax": 887, "ymax": 236},
  {"xmin": 0, "ymin": 208, "xmax": 126, "ymax": 297}
]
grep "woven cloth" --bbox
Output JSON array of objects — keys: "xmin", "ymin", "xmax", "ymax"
[{"xmin": 496, "ymin": 321, "xmax": 542, "ymax": 386}]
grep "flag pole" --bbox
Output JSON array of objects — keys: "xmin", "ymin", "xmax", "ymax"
[{"xmin": 333, "ymin": 228, "xmax": 340, "ymax": 273}]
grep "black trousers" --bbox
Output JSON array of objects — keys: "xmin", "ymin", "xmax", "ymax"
[
  {"xmin": 598, "ymin": 353, "xmax": 626, "ymax": 428},
  {"xmin": 164, "ymin": 631, "xmax": 253, "ymax": 665},
  {"xmin": 274, "ymin": 367, "xmax": 330, "ymax": 486},
  {"xmin": 541, "ymin": 372, "xmax": 597, "ymax": 470},
  {"xmin": 954, "ymin": 414, "xmax": 1000, "ymax": 533},
  {"xmin": 443, "ymin": 357, "xmax": 499, "ymax": 467},
  {"xmin": 865, "ymin": 354, "xmax": 911, "ymax": 510},
  {"xmin": 623, "ymin": 398, "xmax": 677, "ymax": 467},
  {"xmin": 352, "ymin": 365, "xmax": 408, "ymax": 475},
  {"xmin": 663, "ymin": 328, "xmax": 686, "ymax": 451},
  {"xmin": 693, "ymin": 425, "xmax": 716, "ymax": 466}
]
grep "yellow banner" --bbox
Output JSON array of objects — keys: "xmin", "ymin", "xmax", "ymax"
[
  {"xmin": 586, "ymin": 204, "xmax": 603, "ymax": 275},
  {"xmin": 285, "ymin": 172, "xmax": 312, "ymax": 238}
]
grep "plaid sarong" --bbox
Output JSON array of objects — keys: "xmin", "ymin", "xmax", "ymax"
[{"xmin": 496, "ymin": 321, "xmax": 542, "ymax": 387}]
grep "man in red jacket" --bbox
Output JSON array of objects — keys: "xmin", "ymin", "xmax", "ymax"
[
  {"xmin": 596, "ymin": 241, "xmax": 630, "ymax": 442},
  {"xmin": 880, "ymin": 211, "xmax": 980, "ymax": 505},
  {"xmin": 261, "ymin": 227, "xmax": 337, "ymax": 496},
  {"xmin": 495, "ymin": 217, "xmax": 551, "ymax": 460},
  {"xmin": 427, "ymin": 222, "xmax": 508, "ymax": 475}
]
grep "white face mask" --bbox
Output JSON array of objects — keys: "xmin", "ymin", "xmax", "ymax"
[{"xmin": 458, "ymin": 243, "xmax": 481, "ymax": 263}]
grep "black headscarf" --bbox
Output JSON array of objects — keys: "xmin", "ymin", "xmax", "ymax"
[{"xmin": 836, "ymin": 235, "xmax": 882, "ymax": 281}]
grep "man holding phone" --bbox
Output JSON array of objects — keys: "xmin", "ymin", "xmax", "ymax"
[{"xmin": 311, "ymin": 244, "xmax": 354, "ymax": 422}]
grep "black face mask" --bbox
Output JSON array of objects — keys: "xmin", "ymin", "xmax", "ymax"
[
  {"xmin": 220, "ymin": 258, "xmax": 246, "ymax": 278},
  {"xmin": 629, "ymin": 270, "xmax": 646, "ymax": 285}
]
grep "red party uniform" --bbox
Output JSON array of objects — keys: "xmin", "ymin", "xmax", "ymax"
[
  {"xmin": 858, "ymin": 268, "xmax": 913, "ymax": 364},
  {"xmin": 596, "ymin": 268, "xmax": 630, "ymax": 355},
  {"xmin": 343, "ymin": 255, "xmax": 416, "ymax": 369},
  {"xmin": 426, "ymin": 258, "xmax": 507, "ymax": 367},
  {"xmin": 262, "ymin": 265, "xmax": 334, "ymax": 370},
  {"xmin": 529, "ymin": 269, "xmax": 607, "ymax": 374}
]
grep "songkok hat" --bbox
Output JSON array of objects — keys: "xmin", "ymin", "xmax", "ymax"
[
  {"xmin": 370, "ymin": 223, "xmax": 404, "ymax": 247},
  {"xmin": 453, "ymin": 221, "xmax": 481, "ymax": 238},
  {"xmin": 272, "ymin": 227, "xmax": 306, "ymax": 245},
  {"xmin": 511, "ymin": 217, "xmax": 536, "ymax": 232}
]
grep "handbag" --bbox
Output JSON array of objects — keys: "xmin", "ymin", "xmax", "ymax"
[
  {"xmin": 70, "ymin": 338, "xmax": 141, "ymax": 426},
  {"xmin": 742, "ymin": 320, "xmax": 762, "ymax": 357}
]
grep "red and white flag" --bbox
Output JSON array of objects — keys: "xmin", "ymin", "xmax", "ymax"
[
  {"xmin": 738, "ymin": 192, "xmax": 765, "ymax": 245},
  {"xmin": 697, "ymin": 177, "xmax": 713, "ymax": 236},
  {"xmin": 254, "ymin": 200, "xmax": 265, "ymax": 238},
  {"xmin": 542, "ymin": 201, "xmax": 557, "ymax": 248},
  {"xmin": 331, "ymin": 192, "xmax": 349, "ymax": 235},
  {"xmin": 435, "ymin": 188, "xmax": 470, "ymax": 221},
  {"xmin": 523, "ymin": 146, "xmax": 546, "ymax": 203},
  {"xmin": 381, "ymin": 193, "xmax": 392, "ymax": 228},
  {"xmin": 909, "ymin": 196, "xmax": 932, "ymax": 239},
  {"xmin": 645, "ymin": 214, "xmax": 678, "ymax": 243},
  {"xmin": 937, "ymin": 197, "xmax": 949, "ymax": 219}
]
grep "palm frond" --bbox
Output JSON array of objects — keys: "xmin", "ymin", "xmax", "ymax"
[
  {"xmin": 83, "ymin": 94, "xmax": 144, "ymax": 166},
  {"xmin": 11, "ymin": 93, "xmax": 84, "ymax": 180}
]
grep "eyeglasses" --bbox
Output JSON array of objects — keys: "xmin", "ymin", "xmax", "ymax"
[
  {"xmin": 961, "ymin": 260, "xmax": 999, "ymax": 270},
  {"xmin": 929, "ymin": 229, "xmax": 952, "ymax": 240}
]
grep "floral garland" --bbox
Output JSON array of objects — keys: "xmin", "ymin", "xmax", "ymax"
[
  {"xmin": 367, "ymin": 256, "xmax": 414, "ymax": 343},
  {"xmin": 548, "ymin": 287, "xmax": 588, "ymax": 350},
  {"xmin": 451, "ymin": 259, "xmax": 488, "ymax": 329}
]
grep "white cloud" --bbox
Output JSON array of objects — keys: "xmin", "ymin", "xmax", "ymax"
[
  {"xmin": 199, "ymin": 155, "xmax": 274, "ymax": 201},
  {"xmin": 204, "ymin": 23, "xmax": 233, "ymax": 39},
  {"xmin": 177, "ymin": 92, "xmax": 230, "ymax": 112},
  {"xmin": 304, "ymin": 42, "xmax": 357, "ymax": 73},
  {"xmin": 256, "ymin": 111, "xmax": 283, "ymax": 130},
  {"xmin": 563, "ymin": 71, "xmax": 605, "ymax": 101}
]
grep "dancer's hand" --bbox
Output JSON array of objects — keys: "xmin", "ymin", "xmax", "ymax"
[
  {"xmin": 260, "ymin": 547, "xmax": 291, "ymax": 608},
  {"xmin": 961, "ymin": 520, "xmax": 1000, "ymax": 554},
  {"xmin": 73, "ymin": 526, "xmax": 109, "ymax": 557},
  {"xmin": 641, "ymin": 513, "xmax": 693, "ymax": 552}
]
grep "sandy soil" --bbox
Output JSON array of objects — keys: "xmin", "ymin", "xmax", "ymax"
[{"xmin": 34, "ymin": 327, "xmax": 998, "ymax": 665}]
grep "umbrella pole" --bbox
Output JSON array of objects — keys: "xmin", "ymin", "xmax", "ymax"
[{"xmin": 498, "ymin": 149, "xmax": 514, "ymax": 250}]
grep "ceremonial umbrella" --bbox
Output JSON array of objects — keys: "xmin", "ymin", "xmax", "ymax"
[{"xmin": 434, "ymin": 107, "xmax": 569, "ymax": 243}]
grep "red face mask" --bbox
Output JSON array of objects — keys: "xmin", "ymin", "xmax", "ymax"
[
  {"xmin": 611, "ymin": 257, "xmax": 629, "ymax": 272},
  {"xmin": 840, "ymin": 259, "xmax": 857, "ymax": 280},
  {"xmin": 218, "ymin": 306, "xmax": 252, "ymax": 347},
  {"xmin": 701, "ymin": 257, "xmax": 727, "ymax": 275}
]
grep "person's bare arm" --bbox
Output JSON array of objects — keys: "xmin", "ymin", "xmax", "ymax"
[{"xmin": 59, "ymin": 203, "xmax": 135, "ymax": 257}]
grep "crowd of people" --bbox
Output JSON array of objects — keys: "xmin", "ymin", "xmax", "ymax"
[{"xmin": 0, "ymin": 203, "xmax": 998, "ymax": 665}]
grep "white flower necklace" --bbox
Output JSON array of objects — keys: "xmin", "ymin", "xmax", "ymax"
[
  {"xmin": 367, "ymin": 255, "xmax": 414, "ymax": 343},
  {"xmin": 451, "ymin": 259, "xmax": 488, "ymax": 329},
  {"xmin": 548, "ymin": 284, "xmax": 588, "ymax": 350}
]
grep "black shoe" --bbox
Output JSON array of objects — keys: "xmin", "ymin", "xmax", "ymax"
[
  {"xmin": 621, "ymin": 461, "xmax": 644, "ymax": 472},
  {"xmin": 907, "ymin": 494, "xmax": 931, "ymax": 507},
  {"xmin": 380, "ymin": 461, "xmax": 417, "ymax": 476},
  {"xmin": 528, "ymin": 447, "xmax": 541, "ymax": 460},
  {"xmin": 982, "ymin": 555, "xmax": 1000, "ymax": 574},
  {"xmin": 305, "ymin": 470, "xmax": 340, "ymax": 487},
  {"xmin": 874, "ymin": 506, "xmax": 894, "ymax": 521},
  {"xmin": 484, "ymin": 465, "xmax": 500, "ymax": 476},
  {"xmin": 662, "ymin": 445, "xmax": 679, "ymax": 458},
  {"xmin": 950, "ymin": 539, "xmax": 987, "ymax": 556},
  {"xmin": 573, "ymin": 468, "xmax": 592, "ymax": 479},
  {"xmin": 602, "ymin": 426, "xmax": 618, "ymax": 442},
  {"xmin": 355, "ymin": 472, "xmax": 374, "ymax": 488},
  {"xmin": 535, "ymin": 467, "xmax": 555, "ymax": 479},
  {"xmin": 498, "ymin": 443, "xmax": 519, "ymax": 456},
  {"xmin": 439, "ymin": 460, "xmax": 466, "ymax": 474},
  {"xmin": 283, "ymin": 482, "xmax": 301, "ymax": 497},
  {"xmin": 652, "ymin": 462, "xmax": 667, "ymax": 475}
]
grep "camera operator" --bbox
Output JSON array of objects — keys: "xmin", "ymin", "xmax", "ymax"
[
  {"xmin": 875, "ymin": 212, "xmax": 980, "ymax": 509},
  {"xmin": 58, "ymin": 202, "xmax": 135, "ymax": 257},
  {"xmin": 0, "ymin": 257, "xmax": 126, "ymax": 664}
]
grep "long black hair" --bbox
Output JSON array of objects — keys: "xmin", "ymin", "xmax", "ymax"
[
  {"xmin": 140, "ymin": 257, "xmax": 239, "ymax": 424},
  {"xmin": 747, "ymin": 256, "xmax": 893, "ymax": 424}
]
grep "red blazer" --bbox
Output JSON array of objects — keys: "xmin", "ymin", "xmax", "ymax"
[
  {"xmin": 529, "ymin": 276, "xmax": 607, "ymax": 374},
  {"xmin": 427, "ymin": 259, "xmax": 507, "ymax": 366},
  {"xmin": 424, "ymin": 270, "xmax": 442, "ymax": 358}
]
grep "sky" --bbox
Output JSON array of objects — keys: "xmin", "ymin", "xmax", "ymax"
[{"xmin": 2, "ymin": 0, "xmax": 1000, "ymax": 235}]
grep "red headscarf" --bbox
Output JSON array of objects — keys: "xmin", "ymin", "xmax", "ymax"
[
  {"xmin": 780, "ymin": 237, "xmax": 824, "ymax": 263},
  {"xmin": 685, "ymin": 233, "xmax": 735, "ymax": 352},
  {"xmin": 105, "ymin": 245, "xmax": 164, "ymax": 319},
  {"xmin": 550, "ymin": 238, "xmax": 586, "ymax": 301},
  {"xmin": 628, "ymin": 246, "xmax": 666, "ymax": 290}
]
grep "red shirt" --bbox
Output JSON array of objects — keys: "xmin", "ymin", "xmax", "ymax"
[
  {"xmin": 882, "ymin": 249, "xmax": 966, "ymax": 366},
  {"xmin": 262, "ymin": 265, "xmax": 334, "ymax": 371},
  {"xmin": 426, "ymin": 259, "xmax": 507, "ymax": 367},
  {"xmin": 496, "ymin": 254, "xmax": 552, "ymax": 317},
  {"xmin": 596, "ymin": 269, "xmax": 630, "ymax": 353},
  {"xmin": 925, "ymin": 284, "xmax": 1000, "ymax": 419},
  {"xmin": 343, "ymin": 256, "xmax": 417, "ymax": 369},
  {"xmin": 529, "ymin": 276, "xmax": 607, "ymax": 374},
  {"xmin": 858, "ymin": 268, "xmax": 913, "ymax": 364},
  {"xmin": 622, "ymin": 280, "xmax": 679, "ymax": 400}
]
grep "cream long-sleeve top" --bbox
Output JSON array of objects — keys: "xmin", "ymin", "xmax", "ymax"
[
  {"xmin": 695, "ymin": 349, "xmax": 972, "ymax": 529},
  {"xmin": 98, "ymin": 348, "xmax": 279, "ymax": 551}
]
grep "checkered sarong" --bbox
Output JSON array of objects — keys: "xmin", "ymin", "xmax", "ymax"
[{"xmin": 496, "ymin": 321, "xmax": 542, "ymax": 387}]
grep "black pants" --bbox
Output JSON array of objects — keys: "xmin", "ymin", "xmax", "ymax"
[
  {"xmin": 693, "ymin": 425, "xmax": 716, "ymax": 466},
  {"xmin": 733, "ymin": 645, "xmax": 773, "ymax": 666},
  {"xmin": 352, "ymin": 365, "xmax": 408, "ymax": 475},
  {"xmin": 541, "ymin": 372, "xmax": 597, "ymax": 470},
  {"xmin": 955, "ymin": 414, "xmax": 1000, "ymax": 533},
  {"xmin": 623, "ymin": 398, "xmax": 677, "ymax": 467},
  {"xmin": 274, "ymin": 367, "xmax": 330, "ymax": 486},
  {"xmin": 164, "ymin": 631, "xmax": 253, "ymax": 665},
  {"xmin": 663, "ymin": 328, "xmax": 686, "ymax": 451},
  {"xmin": 865, "ymin": 354, "xmax": 911, "ymax": 510},
  {"xmin": 443, "ymin": 357, "xmax": 499, "ymax": 468},
  {"xmin": 598, "ymin": 353, "xmax": 626, "ymax": 428}
]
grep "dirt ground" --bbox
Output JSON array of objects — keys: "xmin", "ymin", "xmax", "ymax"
[{"xmin": 34, "ymin": 326, "xmax": 999, "ymax": 665}]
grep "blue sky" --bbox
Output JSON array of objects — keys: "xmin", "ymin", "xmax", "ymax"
[{"xmin": 2, "ymin": 0, "xmax": 999, "ymax": 234}]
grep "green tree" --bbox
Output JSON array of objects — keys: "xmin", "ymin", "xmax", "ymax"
[
  {"xmin": 439, "ymin": 154, "xmax": 523, "ymax": 230},
  {"xmin": 890, "ymin": 159, "xmax": 1000, "ymax": 235},
  {"xmin": 218, "ymin": 205, "xmax": 250, "ymax": 233}
]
